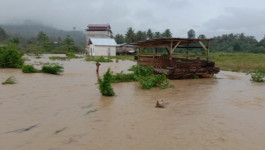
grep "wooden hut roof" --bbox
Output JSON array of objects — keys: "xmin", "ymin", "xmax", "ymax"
[{"xmin": 130, "ymin": 38, "xmax": 213, "ymax": 48}]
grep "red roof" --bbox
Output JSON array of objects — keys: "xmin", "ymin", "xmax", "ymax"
[{"xmin": 86, "ymin": 24, "xmax": 111, "ymax": 31}]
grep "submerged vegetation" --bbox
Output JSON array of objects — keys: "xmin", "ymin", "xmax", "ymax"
[
  {"xmin": 41, "ymin": 65, "xmax": 64, "ymax": 75},
  {"xmin": 98, "ymin": 65, "xmax": 172, "ymax": 93},
  {"xmin": 2, "ymin": 76, "xmax": 16, "ymax": 84},
  {"xmin": 98, "ymin": 68, "xmax": 115, "ymax": 96},
  {"xmin": 86, "ymin": 56, "xmax": 113, "ymax": 62},
  {"xmin": 22, "ymin": 65, "xmax": 40, "ymax": 73},
  {"xmin": 49, "ymin": 52, "xmax": 82, "ymax": 60},
  {"xmin": 250, "ymin": 68, "xmax": 265, "ymax": 82}
]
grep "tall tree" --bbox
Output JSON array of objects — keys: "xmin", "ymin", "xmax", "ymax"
[
  {"xmin": 0, "ymin": 27, "xmax": 8, "ymax": 42},
  {"xmin": 37, "ymin": 31, "xmax": 49, "ymax": 42},
  {"xmin": 154, "ymin": 32, "xmax": 161, "ymax": 39},
  {"xmin": 187, "ymin": 29, "xmax": 196, "ymax": 39},
  {"xmin": 135, "ymin": 31, "xmax": 147, "ymax": 42},
  {"xmin": 114, "ymin": 34, "xmax": 125, "ymax": 44},
  {"xmin": 64, "ymin": 35, "xmax": 75, "ymax": 46},
  {"xmin": 146, "ymin": 29, "xmax": 153, "ymax": 39},
  {"xmin": 125, "ymin": 27, "xmax": 135, "ymax": 43},
  {"xmin": 162, "ymin": 29, "xmax": 172, "ymax": 38},
  {"xmin": 198, "ymin": 34, "xmax": 206, "ymax": 39}
]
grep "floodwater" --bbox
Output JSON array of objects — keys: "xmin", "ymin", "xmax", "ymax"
[{"xmin": 1, "ymin": 54, "xmax": 265, "ymax": 150}]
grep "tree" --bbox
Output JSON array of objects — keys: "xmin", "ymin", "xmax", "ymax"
[
  {"xmin": 135, "ymin": 31, "xmax": 147, "ymax": 41},
  {"xmin": 37, "ymin": 31, "xmax": 49, "ymax": 42},
  {"xmin": 0, "ymin": 27, "xmax": 8, "ymax": 42},
  {"xmin": 114, "ymin": 34, "xmax": 125, "ymax": 44},
  {"xmin": 64, "ymin": 35, "xmax": 75, "ymax": 46},
  {"xmin": 147, "ymin": 29, "xmax": 153, "ymax": 39},
  {"xmin": 125, "ymin": 27, "xmax": 135, "ymax": 43},
  {"xmin": 154, "ymin": 32, "xmax": 161, "ymax": 39},
  {"xmin": 198, "ymin": 34, "xmax": 206, "ymax": 39},
  {"xmin": 162, "ymin": 29, "xmax": 172, "ymax": 38},
  {"xmin": 187, "ymin": 29, "xmax": 195, "ymax": 39},
  {"xmin": 10, "ymin": 37, "xmax": 20, "ymax": 45}
]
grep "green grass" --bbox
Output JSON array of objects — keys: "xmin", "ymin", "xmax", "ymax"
[
  {"xmin": 86, "ymin": 56, "xmax": 113, "ymax": 62},
  {"xmin": 211, "ymin": 52, "xmax": 265, "ymax": 72},
  {"xmin": 2, "ymin": 76, "xmax": 16, "ymax": 84}
]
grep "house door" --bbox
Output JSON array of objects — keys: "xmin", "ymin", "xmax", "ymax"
[{"xmin": 108, "ymin": 48, "xmax": 111, "ymax": 56}]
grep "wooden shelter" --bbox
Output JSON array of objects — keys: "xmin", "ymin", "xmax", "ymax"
[{"xmin": 131, "ymin": 38, "xmax": 220, "ymax": 79}]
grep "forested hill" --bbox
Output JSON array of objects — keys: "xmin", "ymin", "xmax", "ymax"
[{"xmin": 0, "ymin": 23, "xmax": 86, "ymax": 47}]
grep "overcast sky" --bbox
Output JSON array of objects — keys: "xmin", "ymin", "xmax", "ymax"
[{"xmin": 1, "ymin": 0, "xmax": 265, "ymax": 40}]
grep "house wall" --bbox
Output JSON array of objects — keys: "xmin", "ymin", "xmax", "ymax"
[
  {"xmin": 87, "ymin": 45, "xmax": 116, "ymax": 56},
  {"xmin": 86, "ymin": 31, "xmax": 111, "ymax": 40}
]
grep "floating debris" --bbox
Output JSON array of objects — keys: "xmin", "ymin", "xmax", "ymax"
[
  {"xmin": 55, "ymin": 127, "xmax": 67, "ymax": 134},
  {"xmin": 5, "ymin": 124, "xmax": 39, "ymax": 134}
]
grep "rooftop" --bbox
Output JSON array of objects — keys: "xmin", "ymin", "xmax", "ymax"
[{"xmin": 89, "ymin": 38, "xmax": 117, "ymax": 46}]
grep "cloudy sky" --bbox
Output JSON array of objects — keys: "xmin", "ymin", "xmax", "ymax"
[{"xmin": 1, "ymin": 0, "xmax": 265, "ymax": 40}]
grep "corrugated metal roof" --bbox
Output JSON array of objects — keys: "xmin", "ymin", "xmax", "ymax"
[{"xmin": 90, "ymin": 38, "xmax": 117, "ymax": 46}]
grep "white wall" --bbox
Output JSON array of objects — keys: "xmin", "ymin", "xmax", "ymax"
[{"xmin": 86, "ymin": 45, "xmax": 116, "ymax": 56}]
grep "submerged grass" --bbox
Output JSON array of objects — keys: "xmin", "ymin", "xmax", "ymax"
[
  {"xmin": 22, "ymin": 65, "xmax": 40, "ymax": 73},
  {"xmin": 2, "ymin": 76, "xmax": 16, "ymax": 84},
  {"xmin": 41, "ymin": 65, "xmax": 64, "ymax": 75},
  {"xmin": 54, "ymin": 127, "xmax": 67, "ymax": 134}
]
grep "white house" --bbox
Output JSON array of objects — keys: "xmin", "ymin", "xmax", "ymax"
[
  {"xmin": 87, "ymin": 38, "xmax": 117, "ymax": 56},
  {"xmin": 85, "ymin": 24, "xmax": 117, "ymax": 56}
]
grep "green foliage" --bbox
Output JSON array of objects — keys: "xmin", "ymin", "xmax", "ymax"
[
  {"xmin": 125, "ymin": 27, "xmax": 136, "ymax": 43},
  {"xmin": 2, "ymin": 76, "xmax": 16, "ymax": 84},
  {"xmin": 129, "ymin": 65, "xmax": 153, "ymax": 76},
  {"xmin": 22, "ymin": 65, "xmax": 40, "ymax": 73},
  {"xmin": 41, "ymin": 65, "xmax": 64, "ymax": 75},
  {"xmin": 251, "ymin": 68, "xmax": 265, "ymax": 82},
  {"xmin": 188, "ymin": 29, "xmax": 196, "ymax": 39},
  {"xmin": 114, "ymin": 34, "xmax": 125, "ymax": 44},
  {"xmin": 138, "ymin": 73, "xmax": 169, "ymax": 89},
  {"xmin": 86, "ymin": 56, "xmax": 113, "ymax": 62},
  {"xmin": 98, "ymin": 68, "xmax": 115, "ymax": 96},
  {"xmin": 108, "ymin": 65, "xmax": 170, "ymax": 89},
  {"xmin": 0, "ymin": 46, "xmax": 24, "ymax": 68}
]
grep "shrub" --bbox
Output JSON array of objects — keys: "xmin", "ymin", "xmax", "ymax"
[
  {"xmin": 2, "ymin": 76, "xmax": 16, "ymax": 84},
  {"xmin": 138, "ymin": 73, "xmax": 169, "ymax": 89},
  {"xmin": 129, "ymin": 65, "xmax": 153, "ymax": 76},
  {"xmin": 111, "ymin": 71, "xmax": 136, "ymax": 82},
  {"xmin": 0, "ymin": 46, "xmax": 24, "ymax": 68},
  {"xmin": 98, "ymin": 68, "xmax": 115, "ymax": 96},
  {"xmin": 41, "ymin": 65, "xmax": 64, "ymax": 75},
  {"xmin": 22, "ymin": 65, "xmax": 40, "ymax": 73}
]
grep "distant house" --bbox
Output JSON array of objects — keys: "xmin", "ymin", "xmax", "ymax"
[
  {"xmin": 116, "ymin": 43, "xmax": 137, "ymax": 55},
  {"xmin": 85, "ymin": 24, "xmax": 117, "ymax": 56},
  {"xmin": 88, "ymin": 38, "xmax": 117, "ymax": 56}
]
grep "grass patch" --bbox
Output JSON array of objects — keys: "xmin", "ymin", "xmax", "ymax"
[
  {"xmin": 211, "ymin": 52, "xmax": 265, "ymax": 72},
  {"xmin": 22, "ymin": 65, "xmax": 40, "ymax": 73},
  {"xmin": 86, "ymin": 56, "xmax": 113, "ymax": 62},
  {"xmin": 49, "ymin": 52, "xmax": 82, "ymax": 60},
  {"xmin": 41, "ymin": 65, "xmax": 64, "ymax": 75},
  {"xmin": 2, "ymin": 76, "xmax": 16, "ymax": 84}
]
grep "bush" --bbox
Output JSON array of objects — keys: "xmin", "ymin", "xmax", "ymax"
[
  {"xmin": 129, "ymin": 65, "xmax": 153, "ymax": 76},
  {"xmin": 251, "ymin": 68, "xmax": 265, "ymax": 82},
  {"xmin": 111, "ymin": 71, "xmax": 136, "ymax": 82},
  {"xmin": 0, "ymin": 46, "xmax": 24, "ymax": 68},
  {"xmin": 138, "ymin": 73, "xmax": 169, "ymax": 89},
  {"xmin": 98, "ymin": 68, "xmax": 115, "ymax": 96},
  {"xmin": 41, "ymin": 65, "xmax": 64, "ymax": 75},
  {"xmin": 22, "ymin": 65, "xmax": 40, "ymax": 73}
]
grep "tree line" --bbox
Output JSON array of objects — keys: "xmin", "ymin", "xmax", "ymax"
[
  {"xmin": 114, "ymin": 27, "xmax": 173, "ymax": 44},
  {"xmin": 0, "ymin": 27, "xmax": 83, "ymax": 54}
]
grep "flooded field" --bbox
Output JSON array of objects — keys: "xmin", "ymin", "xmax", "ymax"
[{"xmin": 1, "ymin": 55, "xmax": 265, "ymax": 150}]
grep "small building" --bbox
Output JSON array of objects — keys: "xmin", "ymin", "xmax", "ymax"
[
  {"xmin": 116, "ymin": 43, "xmax": 137, "ymax": 55},
  {"xmin": 85, "ymin": 24, "xmax": 117, "ymax": 56},
  {"xmin": 87, "ymin": 38, "xmax": 117, "ymax": 56},
  {"xmin": 131, "ymin": 38, "xmax": 220, "ymax": 79}
]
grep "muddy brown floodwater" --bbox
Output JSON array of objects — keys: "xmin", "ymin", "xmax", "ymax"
[{"xmin": 1, "ymin": 54, "xmax": 265, "ymax": 150}]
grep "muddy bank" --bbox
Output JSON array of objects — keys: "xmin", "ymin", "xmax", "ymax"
[{"xmin": 1, "ymin": 55, "xmax": 265, "ymax": 150}]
